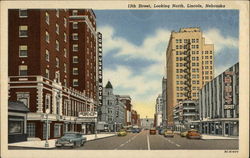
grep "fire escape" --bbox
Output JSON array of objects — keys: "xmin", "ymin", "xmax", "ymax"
[{"xmin": 184, "ymin": 40, "xmax": 192, "ymax": 100}]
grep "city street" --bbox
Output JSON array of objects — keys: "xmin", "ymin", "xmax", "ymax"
[
  {"xmin": 52, "ymin": 130, "xmax": 237, "ymax": 150},
  {"xmin": 8, "ymin": 130, "xmax": 239, "ymax": 150}
]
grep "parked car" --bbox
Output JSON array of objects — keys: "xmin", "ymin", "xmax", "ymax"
[
  {"xmin": 55, "ymin": 132, "xmax": 87, "ymax": 148},
  {"xmin": 149, "ymin": 128, "xmax": 157, "ymax": 135},
  {"xmin": 186, "ymin": 129, "xmax": 202, "ymax": 139},
  {"xmin": 180, "ymin": 131, "xmax": 188, "ymax": 137},
  {"xmin": 158, "ymin": 128, "xmax": 166, "ymax": 135},
  {"xmin": 117, "ymin": 129, "xmax": 127, "ymax": 136},
  {"xmin": 132, "ymin": 128, "xmax": 140, "ymax": 133},
  {"xmin": 164, "ymin": 130, "xmax": 174, "ymax": 137}
]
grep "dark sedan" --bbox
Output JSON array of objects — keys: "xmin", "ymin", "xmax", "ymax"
[{"xmin": 55, "ymin": 132, "xmax": 87, "ymax": 148}]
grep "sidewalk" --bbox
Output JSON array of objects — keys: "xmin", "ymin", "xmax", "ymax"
[
  {"xmin": 201, "ymin": 134, "xmax": 238, "ymax": 140},
  {"xmin": 8, "ymin": 133, "xmax": 116, "ymax": 149}
]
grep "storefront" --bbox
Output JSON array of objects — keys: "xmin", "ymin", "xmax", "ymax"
[
  {"xmin": 8, "ymin": 101, "xmax": 29, "ymax": 143},
  {"xmin": 198, "ymin": 119, "xmax": 239, "ymax": 136}
]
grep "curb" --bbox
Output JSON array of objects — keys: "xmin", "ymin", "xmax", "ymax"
[
  {"xmin": 9, "ymin": 135, "xmax": 116, "ymax": 149},
  {"xmin": 86, "ymin": 134, "xmax": 116, "ymax": 142}
]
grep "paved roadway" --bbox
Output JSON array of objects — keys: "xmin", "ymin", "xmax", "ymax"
[{"xmin": 55, "ymin": 130, "xmax": 238, "ymax": 150}]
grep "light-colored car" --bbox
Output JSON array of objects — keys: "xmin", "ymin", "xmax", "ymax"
[
  {"xmin": 117, "ymin": 129, "xmax": 127, "ymax": 136},
  {"xmin": 180, "ymin": 131, "xmax": 188, "ymax": 137},
  {"xmin": 164, "ymin": 130, "xmax": 174, "ymax": 137},
  {"xmin": 55, "ymin": 132, "xmax": 87, "ymax": 148},
  {"xmin": 186, "ymin": 129, "xmax": 202, "ymax": 139}
]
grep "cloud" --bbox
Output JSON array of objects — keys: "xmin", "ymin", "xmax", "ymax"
[
  {"xmin": 98, "ymin": 25, "xmax": 171, "ymax": 62},
  {"xmin": 204, "ymin": 28, "xmax": 238, "ymax": 53}
]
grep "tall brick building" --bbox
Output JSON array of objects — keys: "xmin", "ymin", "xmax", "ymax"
[{"xmin": 8, "ymin": 9, "xmax": 100, "ymax": 140}]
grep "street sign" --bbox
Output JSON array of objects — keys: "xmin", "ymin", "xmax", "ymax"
[{"xmin": 78, "ymin": 111, "xmax": 97, "ymax": 117}]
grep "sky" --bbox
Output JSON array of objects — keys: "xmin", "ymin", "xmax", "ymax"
[{"xmin": 94, "ymin": 10, "xmax": 239, "ymax": 119}]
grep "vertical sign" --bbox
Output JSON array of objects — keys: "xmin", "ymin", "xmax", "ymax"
[
  {"xmin": 97, "ymin": 32, "xmax": 103, "ymax": 107},
  {"xmin": 224, "ymin": 70, "xmax": 234, "ymax": 109}
]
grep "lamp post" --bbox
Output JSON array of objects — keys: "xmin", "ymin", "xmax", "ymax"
[
  {"xmin": 45, "ymin": 108, "xmax": 50, "ymax": 148},
  {"xmin": 95, "ymin": 118, "xmax": 97, "ymax": 139},
  {"xmin": 74, "ymin": 118, "xmax": 77, "ymax": 132},
  {"xmin": 114, "ymin": 122, "xmax": 117, "ymax": 134}
]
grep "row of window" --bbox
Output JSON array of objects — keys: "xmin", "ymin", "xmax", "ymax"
[
  {"xmin": 176, "ymin": 45, "xmax": 199, "ymax": 49},
  {"xmin": 177, "ymin": 92, "xmax": 199, "ymax": 97},
  {"xmin": 175, "ymin": 38, "xmax": 199, "ymax": 43},
  {"xmin": 176, "ymin": 51, "xmax": 213, "ymax": 56},
  {"xmin": 45, "ymin": 11, "xmax": 67, "ymax": 28}
]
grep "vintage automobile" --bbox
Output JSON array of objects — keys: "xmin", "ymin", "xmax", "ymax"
[
  {"xmin": 149, "ymin": 128, "xmax": 157, "ymax": 135},
  {"xmin": 132, "ymin": 128, "xmax": 140, "ymax": 133},
  {"xmin": 117, "ymin": 129, "xmax": 127, "ymax": 136},
  {"xmin": 55, "ymin": 132, "xmax": 87, "ymax": 148},
  {"xmin": 164, "ymin": 130, "xmax": 174, "ymax": 137},
  {"xmin": 186, "ymin": 129, "xmax": 202, "ymax": 139},
  {"xmin": 158, "ymin": 128, "xmax": 166, "ymax": 135},
  {"xmin": 180, "ymin": 131, "xmax": 188, "ymax": 137}
]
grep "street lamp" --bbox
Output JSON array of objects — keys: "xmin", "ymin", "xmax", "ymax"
[
  {"xmin": 95, "ymin": 118, "xmax": 97, "ymax": 139},
  {"xmin": 114, "ymin": 122, "xmax": 117, "ymax": 134},
  {"xmin": 45, "ymin": 108, "xmax": 50, "ymax": 148}
]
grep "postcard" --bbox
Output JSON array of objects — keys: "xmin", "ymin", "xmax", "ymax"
[{"xmin": 0, "ymin": 1, "xmax": 249, "ymax": 158}]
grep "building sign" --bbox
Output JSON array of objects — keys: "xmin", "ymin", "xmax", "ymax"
[
  {"xmin": 97, "ymin": 32, "xmax": 103, "ymax": 107},
  {"xmin": 77, "ymin": 117, "xmax": 97, "ymax": 123},
  {"xmin": 224, "ymin": 105, "xmax": 234, "ymax": 110},
  {"xmin": 224, "ymin": 70, "xmax": 234, "ymax": 109},
  {"xmin": 78, "ymin": 111, "xmax": 97, "ymax": 118}
]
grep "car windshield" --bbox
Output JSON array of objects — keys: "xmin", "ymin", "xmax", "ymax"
[{"xmin": 119, "ymin": 129, "xmax": 126, "ymax": 132}]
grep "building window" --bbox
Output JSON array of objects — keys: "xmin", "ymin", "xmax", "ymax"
[
  {"xmin": 73, "ymin": 22, "xmax": 78, "ymax": 29},
  {"xmin": 56, "ymin": 9, "xmax": 59, "ymax": 17},
  {"xmin": 196, "ymin": 45, "xmax": 199, "ymax": 49},
  {"xmin": 19, "ymin": 9, "xmax": 28, "ymax": 18},
  {"xmin": 45, "ymin": 69, "xmax": 49, "ymax": 78},
  {"xmin": 64, "ymin": 79, "xmax": 67, "ymax": 87},
  {"xmin": 73, "ymin": 68, "xmax": 78, "ymax": 75},
  {"xmin": 19, "ymin": 45, "xmax": 28, "ymax": 57},
  {"xmin": 27, "ymin": 123, "xmax": 36, "ymax": 137},
  {"xmin": 45, "ymin": 12, "xmax": 49, "ymax": 24},
  {"xmin": 45, "ymin": 94, "xmax": 51, "ymax": 110},
  {"xmin": 46, "ymin": 31, "xmax": 49, "ymax": 43},
  {"xmin": 55, "ymin": 72, "xmax": 60, "ymax": 83},
  {"xmin": 19, "ymin": 26, "xmax": 28, "ymax": 37},
  {"xmin": 56, "ymin": 40, "xmax": 59, "ymax": 51},
  {"xmin": 72, "ymin": 33, "xmax": 78, "ymax": 40},
  {"xmin": 45, "ymin": 50, "xmax": 50, "ymax": 61},
  {"xmin": 72, "ymin": 10, "xmax": 78, "ymax": 16},
  {"xmin": 73, "ymin": 79, "xmax": 78, "ymax": 87},
  {"xmin": 19, "ymin": 65, "xmax": 27, "ymax": 76},
  {"xmin": 64, "ymin": 33, "xmax": 67, "ymax": 42},
  {"xmin": 73, "ymin": 56, "xmax": 78, "ymax": 63},
  {"xmin": 56, "ymin": 57, "xmax": 59, "ymax": 68},
  {"xmin": 64, "ymin": 63, "xmax": 67, "ymax": 73},
  {"xmin": 54, "ymin": 124, "xmax": 61, "ymax": 137},
  {"xmin": 64, "ymin": 48, "xmax": 67, "ymax": 57},
  {"xmin": 17, "ymin": 92, "xmax": 30, "ymax": 107},
  {"xmin": 64, "ymin": 18, "xmax": 67, "ymax": 28},
  {"xmin": 56, "ymin": 24, "xmax": 59, "ymax": 34},
  {"xmin": 73, "ymin": 44, "xmax": 78, "ymax": 52}
]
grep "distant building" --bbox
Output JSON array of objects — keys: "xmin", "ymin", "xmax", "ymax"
[
  {"xmin": 173, "ymin": 100, "xmax": 198, "ymax": 131},
  {"xmin": 155, "ymin": 95, "xmax": 163, "ymax": 127},
  {"xmin": 140, "ymin": 118, "xmax": 154, "ymax": 129},
  {"xmin": 166, "ymin": 27, "xmax": 214, "ymax": 126},
  {"xmin": 196, "ymin": 63, "xmax": 239, "ymax": 136},
  {"xmin": 119, "ymin": 95, "xmax": 132, "ymax": 126},
  {"xmin": 101, "ymin": 81, "xmax": 126, "ymax": 131},
  {"xmin": 161, "ymin": 77, "xmax": 167, "ymax": 127}
]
